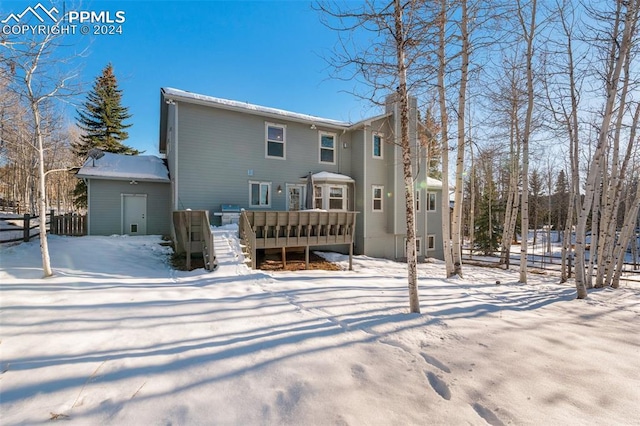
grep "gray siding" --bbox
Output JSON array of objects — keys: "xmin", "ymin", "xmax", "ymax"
[
  {"xmin": 174, "ymin": 102, "xmax": 352, "ymax": 218},
  {"xmin": 87, "ymin": 179, "xmax": 171, "ymax": 236}
]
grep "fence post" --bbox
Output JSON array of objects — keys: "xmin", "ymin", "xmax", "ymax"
[
  {"xmin": 50, "ymin": 209, "xmax": 55, "ymax": 234},
  {"xmin": 23, "ymin": 213, "xmax": 30, "ymax": 242}
]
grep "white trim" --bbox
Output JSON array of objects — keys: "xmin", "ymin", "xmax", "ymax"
[
  {"xmin": 427, "ymin": 191, "xmax": 437, "ymax": 212},
  {"xmin": 286, "ymin": 183, "xmax": 305, "ymax": 211},
  {"xmin": 427, "ymin": 234, "xmax": 436, "ymax": 251},
  {"xmin": 372, "ymin": 185, "xmax": 384, "ymax": 212},
  {"xmin": 313, "ymin": 183, "xmax": 348, "ymax": 211},
  {"xmin": 265, "ymin": 122, "xmax": 286, "ymax": 160},
  {"xmin": 372, "ymin": 132, "xmax": 384, "ymax": 159},
  {"xmin": 319, "ymin": 131, "xmax": 337, "ymax": 165},
  {"xmin": 249, "ymin": 181, "xmax": 272, "ymax": 208}
]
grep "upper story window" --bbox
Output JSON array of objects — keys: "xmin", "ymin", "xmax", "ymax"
[
  {"xmin": 266, "ymin": 123, "xmax": 286, "ymax": 159},
  {"xmin": 373, "ymin": 185, "xmax": 384, "ymax": 211},
  {"xmin": 319, "ymin": 132, "xmax": 336, "ymax": 164},
  {"xmin": 415, "ymin": 190, "xmax": 421, "ymax": 212},
  {"xmin": 373, "ymin": 133, "xmax": 383, "ymax": 158},
  {"xmin": 427, "ymin": 192, "xmax": 437, "ymax": 211},
  {"xmin": 250, "ymin": 181, "xmax": 271, "ymax": 207}
]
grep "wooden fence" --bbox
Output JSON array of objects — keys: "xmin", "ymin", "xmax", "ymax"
[
  {"xmin": 0, "ymin": 210, "xmax": 86, "ymax": 243},
  {"xmin": 50, "ymin": 211, "xmax": 86, "ymax": 236}
]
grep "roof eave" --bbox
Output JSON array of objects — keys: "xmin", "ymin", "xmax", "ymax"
[{"xmin": 162, "ymin": 88, "xmax": 350, "ymax": 130}]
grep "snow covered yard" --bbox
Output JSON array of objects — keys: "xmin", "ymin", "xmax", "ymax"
[{"xmin": 1, "ymin": 228, "xmax": 639, "ymax": 425}]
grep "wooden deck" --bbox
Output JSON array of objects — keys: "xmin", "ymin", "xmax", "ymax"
[{"xmin": 239, "ymin": 210, "xmax": 356, "ymax": 270}]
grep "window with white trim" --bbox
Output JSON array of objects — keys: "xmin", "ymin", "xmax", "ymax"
[
  {"xmin": 266, "ymin": 123, "xmax": 286, "ymax": 159},
  {"xmin": 314, "ymin": 185, "xmax": 323, "ymax": 209},
  {"xmin": 427, "ymin": 192, "xmax": 437, "ymax": 211},
  {"xmin": 373, "ymin": 185, "xmax": 384, "ymax": 211},
  {"xmin": 319, "ymin": 132, "xmax": 336, "ymax": 164},
  {"xmin": 427, "ymin": 234, "xmax": 436, "ymax": 250},
  {"xmin": 415, "ymin": 190, "xmax": 421, "ymax": 212},
  {"xmin": 329, "ymin": 186, "xmax": 345, "ymax": 210},
  {"xmin": 249, "ymin": 181, "xmax": 271, "ymax": 207},
  {"xmin": 314, "ymin": 184, "xmax": 347, "ymax": 211},
  {"xmin": 373, "ymin": 133, "xmax": 383, "ymax": 158}
]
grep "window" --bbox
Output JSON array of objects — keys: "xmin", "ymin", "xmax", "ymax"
[
  {"xmin": 314, "ymin": 184, "xmax": 347, "ymax": 210},
  {"xmin": 319, "ymin": 132, "xmax": 336, "ymax": 164},
  {"xmin": 329, "ymin": 186, "xmax": 345, "ymax": 210},
  {"xmin": 427, "ymin": 192, "xmax": 437, "ymax": 211},
  {"xmin": 266, "ymin": 123, "xmax": 286, "ymax": 159},
  {"xmin": 314, "ymin": 185, "xmax": 323, "ymax": 209},
  {"xmin": 373, "ymin": 185, "xmax": 384, "ymax": 211},
  {"xmin": 250, "ymin": 181, "xmax": 271, "ymax": 207},
  {"xmin": 427, "ymin": 235, "xmax": 436, "ymax": 251},
  {"xmin": 373, "ymin": 133, "xmax": 383, "ymax": 158},
  {"xmin": 415, "ymin": 190, "xmax": 421, "ymax": 212},
  {"xmin": 404, "ymin": 237, "xmax": 423, "ymax": 256}
]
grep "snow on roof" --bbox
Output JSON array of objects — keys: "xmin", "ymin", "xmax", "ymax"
[
  {"xmin": 76, "ymin": 152, "xmax": 170, "ymax": 182},
  {"xmin": 311, "ymin": 171, "xmax": 355, "ymax": 182},
  {"xmin": 163, "ymin": 87, "xmax": 350, "ymax": 128},
  {"xmin": 426, "ymin": 177, "xmax": 443, "ymax": 189}
]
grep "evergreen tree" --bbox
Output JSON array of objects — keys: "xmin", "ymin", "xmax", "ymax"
[{"xmin": 73, "ymin": 64, "xmax": 138, "ymax": 207}]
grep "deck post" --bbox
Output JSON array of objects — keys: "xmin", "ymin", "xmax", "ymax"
[
  {"xmin": 305, "ymin": 245, "xmax": 309, "ymax": 270},
  {"xmin": 282, "ymin": 246, "xmax": 287, "ymax": 268},
  {"xmin": 349, "ymin": 242, "xmax": 353, "ymax": 271},
  {"xmin": 186, "ymin": 211, "xmax": 192, "ymax": 270}
]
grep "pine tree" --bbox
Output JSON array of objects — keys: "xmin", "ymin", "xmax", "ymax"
[{"xmin": 73, "ymin": 64, "xmax": 138, "ymax": 207}]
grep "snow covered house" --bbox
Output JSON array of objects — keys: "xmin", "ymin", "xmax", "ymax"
[
  {"xmin": 76, "ymin": 152, "xmax": 171, "ymax": 236},
  {"xmin": 159, "ymin": 88, "xmax": 445, "ymax": 261}
]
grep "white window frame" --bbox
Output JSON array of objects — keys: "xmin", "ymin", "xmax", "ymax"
[
  {"xmin": 249, "ymin": 181, "xmax": 271, "ymax": 208},
  {"xmin": 372, "ymin": 132, "xmax": 384, "ymax": 159},
  {"xmin": 427, "ymin": 191, "xmax": 437, "ymax": 212},
  {"xmin": 319, "ymin": 131, "xmax": 336, "ymax": 165},
  {"xmin": 265, "ymin": 122, "xmax": 286, "ymax": 160},
  {"xmin": 328, "ymin": 185, "xmax": 346, "ymax": 210},
  {"xmin": 427, "ymin": 234, "xmax": 436, "ymax": 251},
  {"xmin": 372, "ymin": 185, "xmax": 384, "ymax": 212},
  {"xmin": 415, "ymin": 189, "xmax": 421, "ymax": 212},
  {"xmin": 314, "ymin": 183, "xmax": 348, "ymax": 211}
]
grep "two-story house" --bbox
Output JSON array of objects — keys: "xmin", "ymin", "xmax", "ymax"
[{"xmin": 78, "ymin": 87, "xmax": 444, "ymax": 262}]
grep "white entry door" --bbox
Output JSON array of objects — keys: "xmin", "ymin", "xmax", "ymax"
[{"xmin": 122, "ymin": 194, "xmax": 147, "ymax": 235}]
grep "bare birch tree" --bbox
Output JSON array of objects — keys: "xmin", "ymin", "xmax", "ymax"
[
  {"xmin": 573, "ymin": 0, "xmax": 639, "ymax": 298},
  {"xmin": 317, "ymin": 0, "xmax": 429, "ymax": 313},
  {"xmin": 1, "ymin": 22, "xmax": 78, "ymax": 277}
]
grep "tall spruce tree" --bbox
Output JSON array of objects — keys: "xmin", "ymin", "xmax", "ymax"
[{"xmin": 73, "ymin": 63, "xmax": 138, "ymax": 207}]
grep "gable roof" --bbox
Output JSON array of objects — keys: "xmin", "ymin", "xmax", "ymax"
[{"xmin": 76, "ymin": 152, "xmax": 170, "ymax": 183}]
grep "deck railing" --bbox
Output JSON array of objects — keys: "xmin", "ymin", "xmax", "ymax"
[
  {"xmin": 239, "ymin": 210, "xmax": 356, "ymax": 270},
  {"xmin": 173, "ymin": 210, "xmax": 218, "ymax": 271}
]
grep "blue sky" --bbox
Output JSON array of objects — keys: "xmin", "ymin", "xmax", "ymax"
[{"xmin": 2, "ymin": 0, "xmax": 376, "ymax": 155}]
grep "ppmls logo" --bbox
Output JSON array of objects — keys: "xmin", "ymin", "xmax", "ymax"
[
  {"xmin": 1, "ymin": 3, "xmax": 59, "ymax": 24},
  {"xmin": 2, "ymin": 3, "xmax": 126, "ymax": 36}
]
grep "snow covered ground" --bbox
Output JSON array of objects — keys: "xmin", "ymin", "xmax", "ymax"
[{"xmin": 1, "ymin": 227, "xmax": 639, "ymax": 425}]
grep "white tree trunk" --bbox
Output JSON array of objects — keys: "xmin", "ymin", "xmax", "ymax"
[
  {"xmin": 394, "ymin": 0, "xmax": 420, "ymax": 313},
  {"xmin": 517, "ymin": 0, "xmax": 538, "ymax": 284}
]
